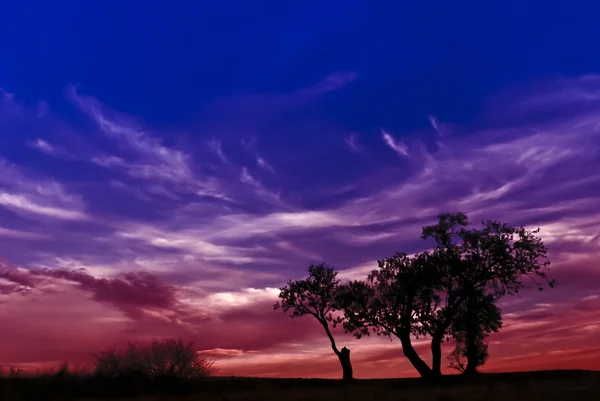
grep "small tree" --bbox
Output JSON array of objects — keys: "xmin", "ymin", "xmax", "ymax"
[
  {"xmin": 337, "ymin": 252, "xmax": 440, "ymax": 379},
  {"xmin": 94, "ymin": 338, "xmax": 217, "ymax": 379},
  {"xmin": 274, "ymin": 263, "xmax": 353, "ymax": 381},
  {"xmin": 422, "ymin": 212, "xmax": 554, "ymax": 376},
  {"xmin": 447, "ymin": 289, "xmax": 502, "ymax": 373}
]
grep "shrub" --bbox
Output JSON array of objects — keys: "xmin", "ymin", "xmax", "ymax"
[{"xmin": 93, "ymin": 338, "xmax": 217, "ymax": 379}]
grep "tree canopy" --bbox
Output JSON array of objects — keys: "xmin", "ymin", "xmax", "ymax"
[{"xmin": 274, "ymin": 263, "xmax": 353, "ymax": 380}]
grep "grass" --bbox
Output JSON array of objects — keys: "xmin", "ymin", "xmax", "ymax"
[{"xmin": 0, "ymin": 370, "xmax": 599, "ymax": 400}]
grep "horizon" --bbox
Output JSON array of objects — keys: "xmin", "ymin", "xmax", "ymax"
[{"xmin": 1, "ymin": 0, "xmax": 600, "ymax": 379}]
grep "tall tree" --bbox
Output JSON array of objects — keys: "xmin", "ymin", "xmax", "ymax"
[
  {"xmin": 337, "ymin": 252, "xmax": 440, "ymax": 379},
  {"xmin": 421, "ymin": 212, "xmax": 554, "ymax": 376},
  {"xmin": 274, "ymin": 263, "xmax": 353, "ymax": 381}
]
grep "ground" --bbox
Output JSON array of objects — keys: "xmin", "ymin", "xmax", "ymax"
[{"xmin": 0, "ymin": 370, "xmax": 598, "ymax": 400}]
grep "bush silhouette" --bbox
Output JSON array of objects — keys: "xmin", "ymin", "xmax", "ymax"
[{"xmin": 93, "ymin": 338, "xmax": 216, "ymax": 379}]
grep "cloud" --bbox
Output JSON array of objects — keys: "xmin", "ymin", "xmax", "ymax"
[
  {"xmin": 197, "ymin": 348, "xmax": 255, "ymax": 358},
  {"xmin": 240, "ymin": 167, "xmax": 260, "ymax": 187},
  {"xmin": 345, "ymin": 133, "xmax": 362, "ymax": 152},
  {"xmin": 66, "ymin": 85, "xmax": 224, "ymax": 198},
  {"xmin": 209, "ymin": 139, "xmax": 229, "ymax": 164},
  {"xmin": 427, "ymin": 115, "xmax": 451, "ymax": 137},
  {"xmin": 0, "ymin": 193, "xmax": 87, "ymax": 220},
  {"xmin": 0, "ymin": 263, "xmax": 36, "ymax": 294},
  {"xmin": 30, "ymin": 138, "xmax": 56, "ymax": 154},
  {"xmin": 1, "ymin": 265, "xmax": 179, "ymax": 319},
  {"xmin": 301, "ymin": 71, "xmax": 358, "ymax": 95},
  {"xmin": 36, "ymin": 269, "xmax": 177, "ymax": 311},
  {"xmin": 381, "ymin": 128, "xmax": 408, "ymax": 156},
  {"xmin": 428, "ymin": 115, "xmax": 441, "ymax": 133},
  {"xmin": 0, "ymin": 158, "xmax": 88, "ymax": 221},
  {"xmin": 239, "ymin": 167, "xmax": 283, "ymax": 205},
  {"xmin": 28, "ymin": 138, "xmax": 73, "ymax": 159},
  {"xmin": 114, "ymin": 223, "xmax": 268, "ymax": 265},
  {"xmin": 256, "ymin": 155, "xmax": 275, "ymax": 173},
  {"xmin": 0, "ymin": 227, "xmax": 49, "ymax": 240}
]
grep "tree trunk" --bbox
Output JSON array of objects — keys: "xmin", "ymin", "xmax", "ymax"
[
  {"xmin": 399, "ymin": 332, "xmax": 433, "ymax": 379},
  {"xmin": 430, "ymin": 335, "xmax": 443, "ymax": 378},
  {"xmin": 430, "ymin": 293, "xmax": 467, "ymax": 378},
  {"xmin": 464, "ymin": 290, "xmax": 479, "ymax": 376},
  {"xmin": 338, "ymin": 347, "xmax": 353, "ymax": 381},
  {"xmin": 322, "ymin": 322, "xmax": 353, "ymax": 381}
]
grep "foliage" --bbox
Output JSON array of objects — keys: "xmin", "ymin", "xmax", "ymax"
[
  {"xmin": 338, "ymin": 252, "xmax": 440, "ymax": 340},
  {"xmin": 447, "ymin": 290, "xmax": 503, "ymax": 373},
  {"xmin": 93, "ymin": 338, "xmax": 216, "ymax": 379},
  {"xmin": 421, "ymin": 212, "xmax": 554, "ymax": 297},
  {"xmin": 421, "ymin": 212, "xmax": 553, "ymax": 374},
  {"xmin": 1, "ymin": 366, "xmax": 24, "ymax": 378},
  {"xmin": 274, "ymin": 263, "xmax": 342, "ymax": 324}
]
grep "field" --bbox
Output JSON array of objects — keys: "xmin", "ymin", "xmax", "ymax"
[{"xmin": 1, "ymin": 370, "xmax": 599, "ymax": 401}]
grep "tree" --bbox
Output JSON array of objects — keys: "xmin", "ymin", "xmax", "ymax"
[
  {"xmin": 337, "ymin": 252, "xmax": 440, "ymax": 379},
  {"xmin": 447, "ymin": 289, "xmax": 502, "ymax": 373},
  {"xmin": 338, "ymin": 212, "xmax": 553, "ymax": 380},
  {"xmin": 274, "ymin": 263, "xmax": 353, "ymax": 381},
  {"xmin": 422, "ymin": 212, "xmax": 554, "ymax": 376}
]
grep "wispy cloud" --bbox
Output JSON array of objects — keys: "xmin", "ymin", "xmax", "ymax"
[
  {"xmin": 30, "ymin": 138, "xmax": 55, "ymax": 154},
  {"xmin": 239, "ymin": 167, "xmax": 283, "ymax": 206},
  {"xmin": 381, "ymin": 128, "xmax": 408, "ymax": 156},
  {"xmin": 209, "ymin": 139, "xmax": 229, "ymax": 164},
  {"xmin": 345, "ymin": 133, "xmax": 362, "ymax": 152},
  {"xmin": 256, "ymin": 155, "xmax": 275, "ymax": 173},
  {"xmin": 68, "ymin": 86, "xmax": 193, "ymax": 181},
  {"xmin": 427, "ymin": 115, "xmax": 449, "ymax": 137},
  {"xmin": 240, "ymin": 167, "xmax": 261, "ymax": 188},
  {"xmin": 0, "ymin": 227, "xmax": 49, "ymax": 240},
  {"xmin": 0, "ymin": 193, "xmax": 86, "ymax": 220},
  {"xmin": 66, "ymin": 86, "xmax": 234, "ymax": 201},
  {"xmin": 301, "ymin": 71, "xmax": 358, "ymax": 95},
  {"xmin": 0, "ymin": 158, "xmax": 87, "ymax": 221},
  {"xmin": 28, "ymin": 138, "xmax": 73, "ymax": 159}
]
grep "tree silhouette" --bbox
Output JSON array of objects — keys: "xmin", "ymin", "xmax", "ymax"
[
  {"xmin": 274, "ymin": 263, "xmax": 353, "ymax": 381},
  {"xmin": 421, "ymin": 212, "xmax": 554, "ymax": 376},
  {"xmin": 337, "ymin": 252, "xmax": 440, "ymax": 379},
  {"xmin": 275, "ymin": 213, "xmax": 553, "ymax": 380},
  {"xmin": 447, "ymin": 289, "xmax": 502, "ymax": 373}
]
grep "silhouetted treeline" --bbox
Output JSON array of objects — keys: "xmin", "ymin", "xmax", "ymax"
[{"xmin": 275, "ymin": 212, "xmax": 554, "ymax": 380}]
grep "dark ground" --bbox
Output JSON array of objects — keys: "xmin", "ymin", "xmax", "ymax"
[{"xmin": 0, "ymin": 370, "xmax": 598, "ymax": 401}]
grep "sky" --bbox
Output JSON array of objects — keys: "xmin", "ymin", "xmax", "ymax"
[{"xmin": 1, "ymin": 0, "xmax": 600, "ymax": 378}]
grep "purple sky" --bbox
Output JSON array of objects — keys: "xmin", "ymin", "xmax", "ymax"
[{"xmin": 1, "ymin": 73, "xmax": 600, "ymax": 376}]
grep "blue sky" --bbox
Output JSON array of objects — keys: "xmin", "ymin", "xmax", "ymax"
[
  {"xmin": 4, "ymin": 1, "xmax": 600, "ymax": 127},
  {"xmin": 1, "ymin": 0, "xmax": 600, "ymax": 377}
]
